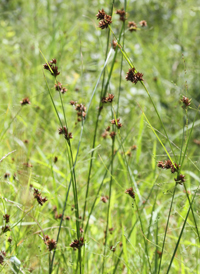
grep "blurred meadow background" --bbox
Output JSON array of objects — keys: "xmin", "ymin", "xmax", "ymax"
[{"xmin": 1, "ymin": 0, "xmax": 200, "ymax": 273}]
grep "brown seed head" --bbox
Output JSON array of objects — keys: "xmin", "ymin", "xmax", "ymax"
[
  {"xmin": 96, "ymin": 9, "xmax": 106, "ymax": 20},
  {"xmin": 139, "ymin": 20, "xmax": 147, "ymax": 27},
  {"xmin": 20, "ymin": 97, "xmax": 31, "ymax": 106},
  {"xmin": 125, "ymin": 187, "xmax": 135, "ymax": 199},
  {"xmin": 128, "ymin": 21, "xmax": 137, "ymax": 32},
  {"xmin": 116, "ymin": 9, "xmax": 126, "ymax": 22},
  {"xmin": 3, "ymin": 214, "xmax": 10, "ymax": 223}
]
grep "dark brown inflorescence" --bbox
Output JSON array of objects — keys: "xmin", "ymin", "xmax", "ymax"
[
  {"xmin": 46, "ymin": 238, "xmax": 57, "ymax": 251},
  {"xmin": 2, "ymin": 225, "xmax": 10, "ymax": 233},
  {"xmin": 112, "ymin": 40, "xmax": 118, "ymax": 50},
  {"xmin": 110, "ymin": 131, "xmax": 116, "ymax": 139},
  {"xmin": 126, "ymin": 68, "xmax": 144, "ymax": 84},
  {"xmin": 125, "ymin": 187, "xmax": 135, "ymax": 199},
  {"xmin": 174, "ymin": 174, "xmax": 185, "ymax": 185},
  {"xmin": 4, "ymin": 173, "xmax": 10, "ymax": 179},
  {"xmin": 0, "ymin": 251, "xmax": 6, "ymax": 265},
  {"xmin": 101, "ymin": 196, "xmax": 108, "ymax": 203},
  {"xmin": 110, "ymin": 246, "xmax": 116, "ymax": 252},
  {"xmin": 55, "ymin": 82, "xmax": 67, "ymax": 94},
  {"xmin": 58, "ymin": 126, "xmax": 73, "ymax": 140},
  {"xmin": 33, "ymin": 188, "xmax": 47, "ymax": 206},
  {"xmin": 96, "ymin": 9, "xmax": 112, "ymax": 29},
  {"xmin": 70, "ymin": 237, "xmax": 84, "ymax": 251},
  {"xmin": 20, "ymin": 97, "xmax": 31, "ymax": 106},
  {"xmin": 157, "ymin": 160, "xmax": 180, "ymax": 174},
  {"xmin": 101, "ymin": 93, "xmax": 115, "ymax": 104},
  {"xmin": 110, "ymin": 118, "xmax": 122, "ymax": 128},
  {"xmin": 181, "ymin": 96, "xmax": 191, "ymax": 109},
  {"xmin": 3, "ymin": 214, "xmax": 10, "ymax": 223},
  {"xmin": 128, "ymin": 21, "xmax": 137, "ymax": 32},
  {"xmin": 43, "ymin": 59, "xmax": 60, "ymax": 77},
  {"xmin": 71, "ymin": 102, "xmax": 87, "ymax": 122},
  {"xmin": 139, "ymin": 20, "xmax": 147, "ymax": 27},
  {"xmin": 116, "ymin": 9, "xmax": 126, "ymax": 22}
]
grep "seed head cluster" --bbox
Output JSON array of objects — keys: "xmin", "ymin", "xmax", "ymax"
[
  {"xmin": 125, "ymin": 187, "xmax": 135, "ymax": 199},
  {"xmin": 33, "ymin": 188, "xmax": 47, "ymax": 206},
  {"xmin": 96, "ymin": 9, "xmax": 112, "ymax": 29},
  {"xmin": 116, "ymin": 9, "xmax": 126, "ymax": 22},
  {"xmin": 20, "ymin": 97, "xmax": 31, "ymax": 106},
  {"xmin": 70, "ymin": 237, "xmax": 84, "ymax": 250},
  {"xmin": 55, "ymin": 82, "xmax": 67, "ymax": 94},
  {"xmin": 58, "ymin": 126, "xmax": 73, "ymax": 140},
  {"xmin": 70, "ymin": 102, "xmax": 87, "ymax": 122},
  {"xmin": 101, "ymin": 94, "xmax": 115, "ymax": 103},
  {"xmin": 43, "ymin": 58, "xmax": 60, "ymax": 77},
  {"xmin": 126, "ymin": 68, "xmax": 144, "ymax": 84},
  {"xmin": 181, "ymin": 96, "xmax": 191, "ymax": 109},
  {"xmin": 128, "ymin": 21, "xmax": 137, "ymax": 32}
]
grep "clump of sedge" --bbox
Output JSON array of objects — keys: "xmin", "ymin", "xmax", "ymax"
[
  {"xmin": 43, "ymin": 59, "xmax": 60, "ymax": 77},
  {"xmin": 96, "ymin": 9, "xmax": 112, "ymax": 29},
  {"xmin": 126, "ymin": 68, "xmax": 144, "ymax": 84},
  {"xmin": 33, "ymin": 188, "xmax": 47, "ymax": 206},
  {"xmin": 125, "ymin": 187, "xmax": 135, "ymax": 199}
]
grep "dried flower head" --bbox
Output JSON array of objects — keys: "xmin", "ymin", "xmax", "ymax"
[
  {"xmin": 54, "ymin": 156, "xmax": 58, "ymax": 163},
  {"xmin": 58, "ymin": 126, "xmax": 73, "ymax": 140},
  {"xmin": 24, "ymin": 139, "xmax": 29, "ymax": 144},
  {"xmin": 80, "ymin": 227, "xmax": 84, "ymax": 233},
  {"xmin": 70, "ymin": 237, "xmax": 84, "ymax": 250},
  {"xmin": 46, "ymin": 239, "xmax": 57, "ymax": 251},
  {"xmin": 3, "ymin": 214, "xmax": 10, "ymax": 223},
  {"xmin": 128, "ymin": 21, "xmax": 137, "ymax": 32},
  {"xmin": 55, "ymin": 82, "xmax": 67, "ymax": 94},
  {"xmin": 2, "ymin": 225, "xmax": 10, "ymax": 233},
  {"xmin": 102, "ymin": 131, "xmax": 108, "ymax": 139},
  {"xmin": 181, "ymin": 96, "xmax": 191, "ymax": 109},
  {"xmin": 110, "ymin": 131, "xmax": 116, "ymax": 139},
  {"xmin": 174, "ymin": 174, "xmax": 185, "ymax": 185},
  {"xmin": 110, "ymin": 246, "xmax": 116, "ymax": 252},
  {"xmin": 96, "ymin": 9, "xmax": 106, "ymax": 20},
  {"xmin": 65, "ymin": 216, "xmax": 70, "ymax": 220},
  {"xmin": 4, "ymin": 173, "xmax": 10, "ymax": 179},
  {"xmin": 33, "ymin": 188, "xmax": 47, "ymax": 206},
  {"xmin": 70, "ymin": 100, "xmax": 77, "ymax": 106},
  {"xmin": 106, "ymin": 94, "xmax": 114, "ymax": 102},
  {"xmin": 112, "ymin": 40, "xmax": 118, "ymax": 50},
  {"xmin": 8, "ymin": 237, "xmax": 12, "ymax": 243},
  {"xmin": 139, "ymin": 20, "xmax": 147, "ymax": 27},
  {"xmin": 99, "ymin": 14, "xmax": 112, "ymax": 29},
  {"xmin": 0, "ymin": 251, "xmax": 6, "ymax": 265},
  {"xmin": 23, "ymin": 162, "xmax": 33, "ymax": 168},
  {"xmin": 43, "ymin": 59, "xmax": 60, "ymax": 77},
  {"xmin": 109, "ymin": 227, "xmax": 114, "ymax": 234},
  {"xmin": 125, "ymin": 187, "xmax": 135, "ymax": 199},
  {"xmin": 101, "ymin": 196, "xmax": 108, "ymax": 203},
  {"xmin": 106, "ymin": 126, "xmax": 110, "ymax": 131},
  {"xmin": 116, "ymin": 9, "xmax": 126, "ymax": 22},
  {"xmin": 20, "ymin": 97, "xmax": 31, "ymax": 106},
  {"xmin": 157, "ymin": 250, "xmax": 162, "ymax": 258},
  {"xmin": 110, "ymin": 118, "xmax": 122, "ymax": 128},
  {"xmin": 131, "ymin": 145, "xmax": 137, "ymax": 150},
  {"xmin": 126, "ymin": 68, "xmax": 144, "ymax": 84}
]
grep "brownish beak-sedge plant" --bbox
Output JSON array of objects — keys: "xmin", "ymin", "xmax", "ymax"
[{"xmin": 1, "ymin": 0, "xmax": 200, "ymax": 273}]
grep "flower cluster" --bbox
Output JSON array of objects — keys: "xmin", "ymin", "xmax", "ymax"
[
  {"xmin": 101, "ymin": 196, "xmax": 109, "ymax": 203},
  {"xmin": 55, "ymin": 82, "xmax": 67, "ymax": 94},
  {"xmin": 139, "ymin": 20, "xmax": 147, "ymax": 27},
  {"xmin": 96, "ymin": 9, "xmax": 112, "ymax": 29},
  {"xmin": 3, "ymin": 214, "xmax": 10, "ymax": 223},
  {"xmin": 101, "ymin": 93, "xmax": 115, "ymax": 103},
  {"xmin": 43, "ymin": 58, "xmax": 60, "ymax": 77},
  {"xmin": 110, "ymin": 118, "xmax": 122, "ymax": 129},
  {"xmin": 0, "ymin": 251, "xmax": 6, "ymax": 265},
  {"xmin": 70, "ymin": 101, "xmax": 87, "ymax": 122},
  {"xmin": 44, "ymin": 237, "xmax": 57, "ymax": 251},
  {"xmin": 20, "ymin": 97, "xmax": 31, "ymax": 106},
  {"xmin": 174, "ymin": 174, "xmax": 185, "ymax": 185},
  {"xmin": 33, "ymin": 188, "xmax": 47, "ymax": 206},
  {"xmin": 58, "ymin": 126, "xmax": 73, "ymax": 140},
  {"xmin": 2, "ymin": 225, "xmax": 10, "ymax": 233},
  {"xmin": 128, "ymin": 21, "xmax": 137, "ymax": 32},
  {"xmin": 157, "ymin": 160, "xmax": 180, "ymax": 174},
  {"xmin": 116, "ymin": 8, "xmax": 126, "ymax": 22},
  {"xmin": 126, "ymin": 68, "xmax": 144, "ymax": 84},
  {"xmin": 4, "ymin": 173, "xmax": 10, "ymax": 179},
  {"xmin": 70, "ymin": 237, "xmax": 84, "ymax": 250},
  {"xmin": 125, "ymin": 187, "xmax": 135, "ymax": 199},
  {"xmin": 181, "ymin": 96, "xmax": 191, "ymax": 109}
]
